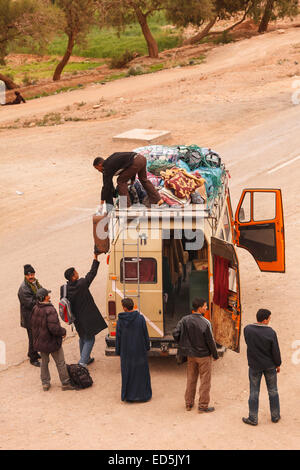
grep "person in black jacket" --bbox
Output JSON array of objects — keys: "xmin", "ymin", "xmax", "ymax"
[
  {"xmin": 173, "ymin": 298, "xmax": 219, "ymax": 413},
  {"xmin": 31, "ymin": 288, "xmax": 75, "ymax": 391},
  {"xmin": 17, "ymin": 264, "xmax": 42, "ymax": 367},
  {"xmin": 2, "ymin": 91, "xmax": 26, "ymax": 105},
  {"xmin": 93, "ymin": 152, "xmax": 163, "ymax": 209},
  {"xmin": 243, "ymin": 309, "xmax": 281, "ymax": 426},
  {"xmin": 61, "ymin": 255, "xmax": 107, "ymax": 367}
]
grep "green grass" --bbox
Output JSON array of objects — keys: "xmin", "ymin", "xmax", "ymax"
[
  {"xmin": 0, "ymin": 60, "xmax": 103, "ymax": 85},
  {"xmin": 11, "ymin": 13, "xmax": 182, "ymax": 60}
]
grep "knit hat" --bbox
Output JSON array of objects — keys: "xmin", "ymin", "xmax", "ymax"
[
  {"xmin": 64, "ymin": 267, "xmax": 75, "ymax": 281},
  {"xmin": 24, "ymin": 264, "xmax": 35, "ymax": 275},
  {"xmin": 36, "ymin": 288, "xmax": 51, "ymax": 301}
]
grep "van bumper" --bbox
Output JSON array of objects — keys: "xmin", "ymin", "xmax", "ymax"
[{"xmin": 105, "ymin": 335, "xmax": 226, "ymax": 357}]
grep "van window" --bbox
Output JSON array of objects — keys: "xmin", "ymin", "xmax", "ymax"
[
  {"xmin": 229, "ymin": 267, "xmax": 237, "ymax": 292},
  {"xmin": 253, "ymin": 191, "xmax": 276, "ymax": 222},
  {"xmin": 238, "ymin": 191, "xmax": 251, "ymax": 222},
  {"xmin": 223, "ymin": 207, "xmax": 232, "ymax": 242},
  {"xmin": 120, "ymin": 258, "xmax": 157, "ymax": 283}
]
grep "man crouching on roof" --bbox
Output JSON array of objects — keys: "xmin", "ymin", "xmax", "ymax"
[{"xmin": 93, "ymin": 152, "xmax": 164, "ymax": 209}]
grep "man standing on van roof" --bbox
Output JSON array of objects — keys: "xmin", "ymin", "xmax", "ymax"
[
  {"xmin": 173, "ymin": 298, "xmax": 219, "ymax": 413},
  {"xmin": 93, "ymin": 152, "xmax": 163, "ymax": 209},
  {"xmin": 243, "ymin": 309, "xmax": 281, "ymax": 426}
]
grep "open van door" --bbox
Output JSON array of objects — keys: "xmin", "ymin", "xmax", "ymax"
[
  {"xmin": 234, "ymin": 189, "xmax": 285, "ymax": 273},
  {"xmin": 211, "ymin": 237, "xmax": 241, "ymax": 353}
]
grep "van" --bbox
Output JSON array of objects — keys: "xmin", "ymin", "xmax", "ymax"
[{"xmin": 101, "ymin": 157, "xmax": 285, "ymax": 357}]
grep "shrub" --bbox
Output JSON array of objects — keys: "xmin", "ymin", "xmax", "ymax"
[{"xmin": 110, "ymin": 50, "xmax": 135, "ymax": 69}]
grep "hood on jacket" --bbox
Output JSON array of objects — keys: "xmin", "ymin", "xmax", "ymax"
[
  {"xmin": 36, "ymin": 301, "xmax": 53, "ymax": 308},
  {"xmin": 118, "ymin": 310, "xmax": 139, "ymax": 327}
]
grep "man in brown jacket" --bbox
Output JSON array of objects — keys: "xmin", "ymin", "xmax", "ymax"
[{"xmin": 31, "ymin": 288, "xmax": 75, "ymax": 391}]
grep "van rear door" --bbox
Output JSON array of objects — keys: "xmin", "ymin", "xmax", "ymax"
[
  {"xmin": 234, "ymin": 189, "xmax": 285, "ymax": 272},
  {"xmin": 211, "ymin": 237, "xmax": 241, "ymax": 353}
]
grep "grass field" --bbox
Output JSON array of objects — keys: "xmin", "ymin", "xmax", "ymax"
[
  {"xmin": 47, "ymin": 21, "xmax": 181, "ymax": 59},
  {"xmin": 8, "ymin": 13, "xmax": 182, "ymax": 59},
  {"xmin": 0, "ymin": 59, "xmax": 105, "ymax": 86},
  {"xmin": 3, "ymin": 13, "xmax": 182, "ymax": 85}
]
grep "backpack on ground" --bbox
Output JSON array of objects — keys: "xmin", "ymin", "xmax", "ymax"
[
  {"xmin": 59, "ymin": 284, "xmax": 75, "ymax": 325},
  {"xmin": 67, "ymin": 364, "xmax": 93, "ymax": 389}
]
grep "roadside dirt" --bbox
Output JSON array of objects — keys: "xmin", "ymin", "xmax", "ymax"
[{"xmin": 0, "ymin": 24, "xmax": 300, "ymax": 451}]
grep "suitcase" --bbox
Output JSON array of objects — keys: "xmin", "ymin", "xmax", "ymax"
[{"xmin": 93, "ymin": 213, "xmax": 110, "ymax": 254}]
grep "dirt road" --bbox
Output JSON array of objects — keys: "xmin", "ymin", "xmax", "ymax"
[{"xmin": 0, "ymin": 28, "xmax": 300, "ymax": 450}]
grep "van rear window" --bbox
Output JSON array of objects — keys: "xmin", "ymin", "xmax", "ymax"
[{"xmin": 120, "ymin": 258, "xmax": 157, "ymax": 283}]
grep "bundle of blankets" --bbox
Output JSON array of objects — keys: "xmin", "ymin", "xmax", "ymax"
[{"xmin": 132, "ymin": 144, "xmax": 224, "ymax": 207}]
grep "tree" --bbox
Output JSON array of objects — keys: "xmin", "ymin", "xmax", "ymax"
[
  {"xmin": 258, "ymin": 0, "xmax": 298, "ymax": 33},
  {"xmin": 165, "ymin": 0, "xmax": 256, "ymax": 45},
  {"xmin": 0, "ymin": 0, "xmax": 60, "ymax": 65},
  {"xmin": 53, "ymin": 0, "xmax": 98, "ymax": 81},
  {"xmin": 100, "ymin": 0, "xmax": 164, "ymax": 58},
  {"xmin": 0, "ymin": 0, "xmax": 62, "ymax": 88},
  {"xmin": 0, "ymin": 73, "xmax": 18, "ymax": 89}
]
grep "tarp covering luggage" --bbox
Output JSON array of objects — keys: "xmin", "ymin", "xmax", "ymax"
[{"xmin": 134, "ymin": 145, "xmax": 225, "ymax": 204}]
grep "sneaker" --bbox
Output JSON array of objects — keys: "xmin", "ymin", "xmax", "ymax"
[
  {"xmin": 61, "ymin": 383, "xmax": 77, "ymax": 391},
  {"xmin": 198, "ymin": 407, "xmax": 215, "ymax": 413},
  {"xmin": 87, "ymin": 357, "xmax": 95, "ymax": 365},
  {"xmin": 43, "ymin": 384, "xmax": 51, "ymax": 391},
  {"xmin": 242, "ymin": 417, "xmax": 258, "ymax": 426}
]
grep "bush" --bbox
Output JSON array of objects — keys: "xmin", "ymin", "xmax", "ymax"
[
  {"xmin": 126, "ymin": 65, "xmax": 144, "ymax": 76},
  {"xmin": 213, "ymin": 31, "xmax": 235, "ymax": 45},
  {"xmin": 110, "ymin": 50, "xmax": 135, "ymax": 69}
]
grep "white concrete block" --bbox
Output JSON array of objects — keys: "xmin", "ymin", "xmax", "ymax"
[{"xmin": 113, "ymin": 128, "xmax": 171, "ymax": 144}]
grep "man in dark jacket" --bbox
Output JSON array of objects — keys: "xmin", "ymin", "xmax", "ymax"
[
  {"xmin": 173, "ymin": 297, "xmax": 219, "ymax": 412},
  {"xmin": 17, "ymin": 264, "xmax": 42, "ymax": 366},
  {"xmin": 2, "ymin": 91, "xmax": 26, "ymax": 105},
  {"xmin": 243, "ymin": 309, "xmax": 281, "ymax": 426},
  {"xmin": 93, "ymin": 152, "xmax": 163, "ymax": 208},
  {"xmin": 31, "ymin": 288, "xmax": 75, "ymax": 391},
  {"xmin": 61, "ymin": 255, "xmax": 107, "ymax": 367},
  {"xmin": 116, "ymin": 297, "xmax": 152, "ymax": 402}
]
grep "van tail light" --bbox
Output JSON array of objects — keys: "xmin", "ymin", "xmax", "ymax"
[{"xmin": 108, "ymin": 300, "xmax": 116, "ymax": 320}]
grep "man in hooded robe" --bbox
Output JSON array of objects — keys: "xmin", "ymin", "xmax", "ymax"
[{"xmin": 116, "ymin": 298, "xmax": 152, "ymax": 402}]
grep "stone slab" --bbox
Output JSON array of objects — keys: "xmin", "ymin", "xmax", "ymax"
[{"xmin": 113, "ymin": 128, "xmax": 171, "ymax": 144}]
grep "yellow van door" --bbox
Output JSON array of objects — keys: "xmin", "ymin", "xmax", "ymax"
[{"xmin": 115, "ymin": 234, "xmax": 164, "ymax": 339}]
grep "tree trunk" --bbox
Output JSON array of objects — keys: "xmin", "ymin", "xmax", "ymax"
[
  {"xmin": 183, "ymin": 17, "xmax": 218, "ymax": 46},
  {"xmin": 134, "ymin": 7, "xmax": 159, "ymax": 58},
  {"xmin": 0, "ymin": 73, "xmax": 18, "ymax": 90},
  {"xmin": 53, "ymin": 33, "xmax": 75, "ymax": 81},
  {"xmin": 258, "ymin": 0, "xmax": 276, "ymax": 33}
]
